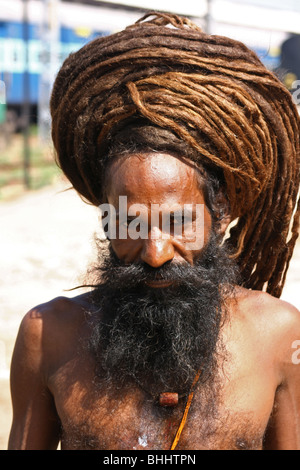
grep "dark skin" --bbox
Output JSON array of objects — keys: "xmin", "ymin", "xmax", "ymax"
[{"xmin": 8, "ymin": 153, "xmax": 300, "ymax": 450}]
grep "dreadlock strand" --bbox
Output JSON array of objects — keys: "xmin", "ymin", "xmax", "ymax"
[{"xmin": 50, "ymin": 12, "xmax": 300, "ymax": 297}]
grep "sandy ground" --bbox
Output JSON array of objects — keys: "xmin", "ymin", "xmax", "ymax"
[
  {"xmin": 0, "ymin": 178, "xmax": 299, "ymax": 450},
  {"xmin": 0, "ymin": 177, "xmax": 100, "ymax": 450}
]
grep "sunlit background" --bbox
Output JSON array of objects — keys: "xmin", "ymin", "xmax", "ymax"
[{"xmin": 0, "ymin": 0, "xmax": 299, "ymax": 450}]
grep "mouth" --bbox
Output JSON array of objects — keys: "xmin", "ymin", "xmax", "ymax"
[{"xmin": 145, "ymin": 279, "xmax": 174, "ymax": 288}]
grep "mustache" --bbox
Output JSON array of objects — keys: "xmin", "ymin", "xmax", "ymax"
[
  {"xmin": 86, "ymin": 233, "xmax": 238, "ymax": 393},
  {"xmin": 98, "ymin": 259, "xmax": 218, "ymax": 293},
  {"xmin": 97, "ymin": 243, "xmax": 225, "ymax": 292}
]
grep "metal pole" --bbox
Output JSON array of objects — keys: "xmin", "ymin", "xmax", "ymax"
[
  {"xmin": 205, "ymin": 0, "xmax": 213, "ymax": 35},
  {"xmin": 38, "ymin": 0, "xmax": 60, "ymax": 144},
  {"xmin": 22, "ymin": 0, "xmax": 31, "ymax": 189}
]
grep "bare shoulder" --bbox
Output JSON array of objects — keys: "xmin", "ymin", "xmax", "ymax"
[
  {"xmin": 235, "ymin": 286, "xmax": 300, "ymax": 328},
  {"xmin": 233, "ymin": 286, "xmax": 300, "ymax": 366},
  {"xmin": 20, "ymin": 293, "xmax": 92, "ymax": 336},
  {"xmin": 15, "ymin": 293, "xmax": 94, "ymax": 372}
]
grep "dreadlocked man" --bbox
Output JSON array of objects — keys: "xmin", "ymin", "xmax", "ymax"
[{"xmin": 9, "ymin": 12, "xmax": 300, "ymax": 450}]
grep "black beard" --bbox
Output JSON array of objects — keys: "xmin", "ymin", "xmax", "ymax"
[{"xmin": 87, "ymin": 234, "xmax": 238, "ymax": 397}]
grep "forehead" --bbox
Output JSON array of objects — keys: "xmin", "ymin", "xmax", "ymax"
[{"xmin": 105, "ymin": 152, "xmax": 203, "ymax": 204}]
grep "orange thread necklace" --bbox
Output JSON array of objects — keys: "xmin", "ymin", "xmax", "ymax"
[{"xmin": 170, "ymin": 369, "xmax": 201, "ymax": 450}]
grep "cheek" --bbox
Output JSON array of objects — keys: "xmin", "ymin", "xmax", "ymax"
[
  {"xmin": 110, "ymin": 238, "xmax": 142, "ymax": 263},
  {"xmin": 179, "ymin": 206, "xmax": 212, "ymax": 249},
  {"xmin": 203, "ymin": 206, "xmax": 213, "ymax": 242}
]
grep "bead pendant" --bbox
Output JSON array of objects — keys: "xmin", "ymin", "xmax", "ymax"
[{"xmin": 159, "ymin": 392, "xmax": 179, "ymax": 407}]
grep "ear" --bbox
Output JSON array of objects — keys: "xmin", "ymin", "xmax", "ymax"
[
  {"xmin": 213, "ymin": 192, "xmax": 231, "ymax": 237},
  {"xmin": 216, "ymin": 212, "xmax": 232, "ymax": 237}
]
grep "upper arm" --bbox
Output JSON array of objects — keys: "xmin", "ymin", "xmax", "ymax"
[
  {"xmin": 263, "ymin": 301, "xmax": 300, "ymax": 450},
  {"xmin": 8, "ymin": 307, "xmax": 61, "ymax": 450}
]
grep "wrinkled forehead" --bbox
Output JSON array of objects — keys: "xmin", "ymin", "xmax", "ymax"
[{"xmin": 105, "ymin": 152, "xmax": 202, "ymax": 202}]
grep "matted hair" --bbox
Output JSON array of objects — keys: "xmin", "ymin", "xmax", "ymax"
[{"xmin": 50, "ymin": 11, "xmax": 300, "ymax": 298}]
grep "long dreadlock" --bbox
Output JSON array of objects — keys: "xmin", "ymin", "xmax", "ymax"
[{"xmin": 50, "ymin": 11, "xmax": 300, "ymax": 298}]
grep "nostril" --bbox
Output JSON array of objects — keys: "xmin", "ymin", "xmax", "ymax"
[{"xmin": 140, "ymin": 239, "xmax": 175, "ymax": 268}]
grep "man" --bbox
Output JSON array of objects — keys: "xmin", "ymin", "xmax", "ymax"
[{"xmin": 8, "ymin": 12, "xmax": 300, "ymax": 450}]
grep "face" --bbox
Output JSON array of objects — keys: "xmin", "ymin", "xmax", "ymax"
[
  {"xmin": 105, "ymin": 152, "xmax": 213, "ymax": 275},
  {"xmin": 88, "ymin": 151, "xmax": 237, "ymax": 395}
]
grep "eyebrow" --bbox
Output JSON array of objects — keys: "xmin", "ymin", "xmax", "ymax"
[{"xmin": 115, "ymin": 206, "xmax": 199, "ymax": 218}]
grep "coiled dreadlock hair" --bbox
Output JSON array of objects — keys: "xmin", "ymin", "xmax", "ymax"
[{"xmin": 50, "ymin": 11, "xmax": 300, "ymax": 298}]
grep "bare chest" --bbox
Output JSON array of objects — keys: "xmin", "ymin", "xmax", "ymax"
[{"xmin": 50, "ymin": 358, "xmax": 276, "ymax": 450}]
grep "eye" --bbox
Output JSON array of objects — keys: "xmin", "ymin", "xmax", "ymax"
[
  {"xmin": 116, "ymin": 216, "xmax": 133, "ymax": 227},
  {"xmin": 172, "ymin": 215, "xmax": 184, "ymax": 226},
  {"xmin": 183, "ymin": 215, "xmax": 194, "ymax": 225},
  {"xmin": 170, "ymin": 213, "xmax": 193, "ymax": 226},
  {"xmin": 120, "ymin": 219, "xmax": 129, "ymax": 228}
]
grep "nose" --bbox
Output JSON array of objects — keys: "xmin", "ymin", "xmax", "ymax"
[{"xmin": 140, "ymin": 231, "xmax": 175, "ymax": 268}]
